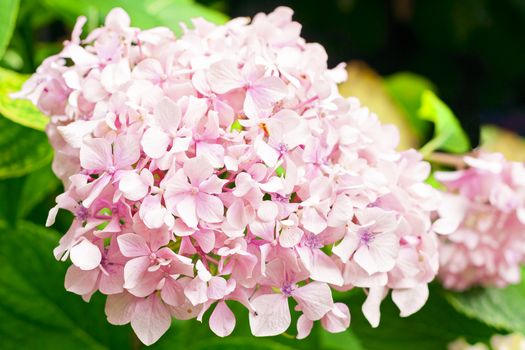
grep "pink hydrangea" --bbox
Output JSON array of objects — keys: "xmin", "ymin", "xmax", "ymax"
[
  {"xmin": 434, "ymin": 152, "xmax": 525, "ymax": 290},
  {"xmin": 19, "ymin": 7, "xmax": 441, "ymax": 345}
]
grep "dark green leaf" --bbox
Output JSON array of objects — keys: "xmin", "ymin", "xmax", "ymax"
[
  {"xmin": 0, "ymin": 221, "xmax": 132, "ymax": 350},
  {"xmin": 340, "ymin": 286, "xmax": 496, "ymax": 350},
  {"xmin": 0, "ymin": 116, "xmax": 52, "ymax": 179},
  {"xmin": 0, "ymin": 67, "xmax": 49, "ymax": 131},
  {"xmin": 17, "ymin": 165, "xmax": 60, "ymax": 219},
  {"xmin": 417, "ymin": 90, "xmax": 471, "ymax": 156},
  {"xmin": 445, "ymin": 276, "xmax": 525, "ymax": 335},
  {"xmin": 0, "ymin": 0, "xmax": 19, "ymax": 59}
]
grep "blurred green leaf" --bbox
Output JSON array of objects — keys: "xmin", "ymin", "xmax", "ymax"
[
  {"xmin": 385, "ymin": 72, "xmax": 435, "ymax": 142},
  {"xmin": 320, "ymin": 330, "xmax": 364, "ymax": 350},
  {"xmin": 17, "ymin": 165, "xmax": 60, "ymax": 219},
  {"xmin": 0, "ymin": 116, "xmax": 52, "ymax": 179},
  {"xmin": 480, "ymin": 124, "xmax": 525, "ymax": 162},
  {"xmin": 446, "ymin": 276, "xmax": 525, "ymax": 336},
  {"xmin": 340, "ymin": 286, "xmax": 496, "ymax": 350},
  {"xmin": 418, "ymin": 90, "xmax": 471, "ymax": 156},
  {"xmin": 42, "ymin": 0, "xmax": 228, "ymax": 35},
  {"xmin": 0, "ymin": 0, "xmax": 19, "ymax": 59},
  {"xmin": 0, "ymin": 67, "xmax": 49, "ymax": 131},
  {"xmin": 0, "ymin": 221, "xmax": 132, "ymax": 350}
]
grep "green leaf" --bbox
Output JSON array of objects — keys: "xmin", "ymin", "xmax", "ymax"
[
  {"xmin": 17, "ymin": 165, "xmax": 60, "ymax": 219},
  {"xmin": 0, "ymin": 0, "xmax": 19, "ymax": 59},
  {"xmin": 0, "ymin": 67, "xmax": 49, "ymax": 131},
  {"xmin": 445, "ymin": 276, "xmax": 525, "ymax": 335},
  {"xmin": 385, "ymin": 72, "xmax": 435, "ymax": 142},
  {"xmin": 0, "ymin": 221, "xmax": 132, "ymax": 350},
  {"xmin": 418, "ymin": 90, "xmax": 471, "ymax": 156},
  {"xmin": 480, "ymin": 124, "xmax": 525, "ymax": 162},
  {"xmin": 320, "ymin": 330, "xmax": 364, "ymax": 350},
  {"xmin": 340, "ymin": 286, "xmax": 496, "ymax": 350},
  {"xmin": 42, "ymin": 0, "xmax": 228, "ymax": 35},
  {"xmin": 0, "ymin": 116, "xmax": 52, "ymax": 179}
]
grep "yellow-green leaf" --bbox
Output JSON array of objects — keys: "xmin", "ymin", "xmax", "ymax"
[
  {"xmin": 0, "ymin": 67, "xmax": 49, "ymax": 131},
  {"xmin": 418, "ymin": 90, "xmax": 470, "ymax": 156},
  {"xmin": 480, "ymin": 124, "xmax": 525, "ymax": 162},
  {"xmin": 0, "ymin": 0, "xmax": 19, "ymax": 59}
]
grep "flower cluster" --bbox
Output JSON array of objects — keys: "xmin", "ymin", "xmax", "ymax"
[
  {"xmin": 19, "ymin": 7, "xmax": 441, "ymax": 345},
  {"xmin": 434, "ymin": 152, "xmax": 525, "ymax": 290}
]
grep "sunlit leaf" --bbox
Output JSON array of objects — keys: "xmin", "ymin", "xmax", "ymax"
[
  {"xmin": 480, "ymin": 124, "xmax": 525, "ymax": 162},
  {"xmin": 42, "ymin": 0, "xmax": 228, "ymax": 35},
  {"xmin": 418, "ymin": 90, "xmax": 471, "ymax": 156},
  {"xmin": 0, "ymin": 221, "xmax": 132, "ymax": 350},
  {"xmin": 0, "ymin": 67, "xmax": 49, "ymax": 131},
  {"xmin": 0, "ymin": 116, "xmax": 52, "ymax": 179},
  {"xmin": 385, "ymin": 72, "xmax": 435, "ymax": 141},
  {"xmin": 0, "ymin": 0, "xmax": 19, "ymax": 59},
  {"xmin": 338, "ymin": 61, "xmax": 419, "ymax": 150}
]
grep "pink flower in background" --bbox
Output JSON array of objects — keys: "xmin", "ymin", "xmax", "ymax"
[
  {"xmin": 20, "ymin": 6, "xmax": 442, "ymax": 344},
  {"xmin": 435, "ymin": 152, "xmax": 525, "ymax": 290}
]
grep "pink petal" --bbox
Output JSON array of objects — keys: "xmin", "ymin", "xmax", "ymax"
[
  {"xmin": 296, "ymin": 315, "xmax": 313, "ymax": 339},
  {"xmin": 105, "ymin": 292, "xmax": 138, "ymax": 325},
  {"xmin": 114, "ymin": 134, "xmax": 140, "ymax": 168},
  {"xmin": 70, "ymin": 239, "xmax": 102, "ymax": 271},
  {"xmin": 131, "ymin": 295, "xmax": 172, "ymax": 346},
  {"xmin": 332, "ymin": 232, "xmax": 360, "ymax": 263},
  {"xmin": 301, "ymin": 207, "xmax": 327, "ymax": 235},
  {"xmin": 244, "ymin": 77, "xmax": 287, "ymax": 119},
  {"xmin": 321, "ymin": 303, "xmax": 351, "ymax": 333},
  {"xmin": 176, "ymin": 195, "xmax": 198, "ymax": 228},
  {"xmin": 254, "ymin": 137, "xmax": 279, "ymax": 168},
  {"xmin": 354, "ymin": 233, "xmax": 399, "ymax": 275},
  {"xmin": 161, "ymin": 279, "xmax": 185, "ymax": 306},
  {"xmin": 392, "ymin": 284, "xmax": 429, "ymax": 317},
  {"xmin": 184, "ymin": 156, "xmax": 214, "ymax": 186},
  {"xmin": 117, "ymin": 233, "xmax": 150, "ymax": 257},
  {"xmin": 101, "ymin": 59, "xmax": 131, "ymax": 93},
  {"xmin": 249, "ymin": 293, "xmax": 291, "ymax": 337},
  {"xmin": 123, "ymin": 256, "xmax": 150, "ymax": 290},
  {"xmin": 154, "ymin": 97, "xmax": 181, "ymax": 134},
  {"xmin": 209, "ymin": 301, "xmax": 236, "ymax": 337},
  {"xmin": 292, "ymin": 282, "xmax": 333, "ymax": 321},
  {"xmin": 199, "ymin": 175, "xmax": 227, "ymax": 195},
  {"xmin": 196, "ymin": 193, "xmax": 224, "ymax": 223},
  {"xmin": 362, "ymin": 286, "xmax": 386, "ymax": 328},
  {"xmin": 184, "ymin": 277, "xmax": 208, "ymax": 306},
  {"xmin": 64, "ymin": 265, "xmax": 99, "ymax": 295},
  {"xmin": 207, "ymin": 59, "xmax": 244, "ymax": 94},
  {"xmin": 80, "ymin": 138, "xmax": 112, "ymax": 170},
  {"xmin": 119, "ymin": 171, "xmax": 150, "ymax": 201},
  {"xmin": 207, "ymin": 277, "xmax": 228, "ymax": 300},
  {"xmin": 141, "ymin": 127, "xmax": 170, "ymax": 159}
]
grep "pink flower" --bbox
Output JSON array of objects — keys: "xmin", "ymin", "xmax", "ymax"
[
  {"xmin": 164, "ymin": 156, "xmax": 227, "ymax": 228},
  {"xmin": 22, "ymin": 6, "xmax": 442, "ymax": 344},
  {"xmin": 333, "ymin": 207, "xmax": 399, "ymax": 275},
  {"xmin": 208, "ymin": 60, "xmax": 288, "ymax": 119},
  {"xmin": 248, "ymin": 260, "xmax": 334, "ymax": 336}
]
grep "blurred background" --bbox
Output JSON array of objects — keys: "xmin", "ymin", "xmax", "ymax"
[{"xmin": 1, "ymin": 1, "xmax": 525, "ymax": 349}]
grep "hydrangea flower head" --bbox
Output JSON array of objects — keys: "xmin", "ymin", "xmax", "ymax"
[
  {"xmin": 19, "ymin": 7, "xmax": 441, "ymax": 345},
  {"xmin": 435, "ymin": 152, "xmax": 525, "ymax": 290}
]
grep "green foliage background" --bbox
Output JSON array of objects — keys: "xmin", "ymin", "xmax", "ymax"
[{"xmin": 0, "ymin": 1, "xmax": 524, "ymax": 349}]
